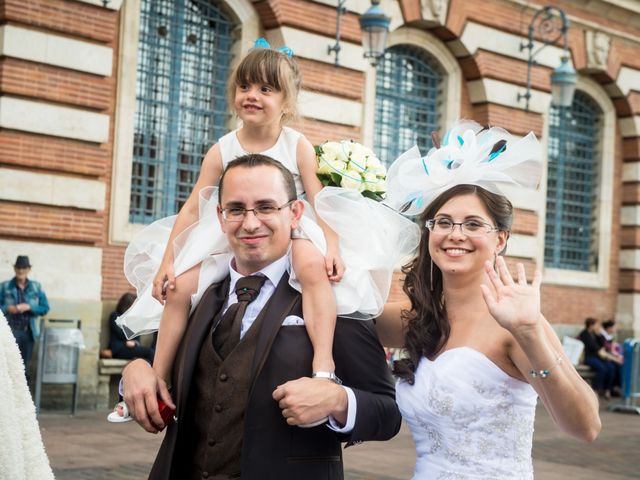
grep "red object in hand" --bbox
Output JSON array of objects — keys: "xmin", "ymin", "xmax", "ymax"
[{"xmin": 157, "ymin": 398, "xmax": 176, "ymax": 430}]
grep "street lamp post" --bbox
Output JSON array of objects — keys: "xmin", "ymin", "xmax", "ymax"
[
  {"xmin": 327, "ymin": 0, "xmax": 347, "ymax": 67},
  {"xmin": 518, "ymin": 5, "xmax": 577, "ymax": 111},
  {"xmin": 327, "ymin": 0, "xmax": 391, "ymax": 68}
]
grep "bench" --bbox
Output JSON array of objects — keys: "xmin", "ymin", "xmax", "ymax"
[
  {"xmin": 576, "ymin": 364, "xmax": 595, "ymax": 384},
  {"xmin": 560, "ymin": 335, "xmax": 595, "ymax": 385},
  {"xmin": 97, "ymin": 359, "xmax": 130, "ymax": 410}
]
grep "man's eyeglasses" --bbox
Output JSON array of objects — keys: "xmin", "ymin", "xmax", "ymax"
[
  {"xmin": 425, "ymin": 218, "xmax": 499, "ymax": 237},
  {"xmin": 221, "ymin": 200, "xmax": 295, "ymax": 222}
]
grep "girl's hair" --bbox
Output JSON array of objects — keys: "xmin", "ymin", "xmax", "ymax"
[
  {"xmin": 227, "ymin": 48, "xmax": 302, "ymax": 124},
  {"xmin": 393, "ymin": 184, "xmax": 513, "ymax": 384}
]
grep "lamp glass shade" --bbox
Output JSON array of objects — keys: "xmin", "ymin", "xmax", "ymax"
[
  {"xmin": 361, "ymin": 26, "xmax": 389, "ymax": 65},
  {"xmin": 359, "ymin": 2, "xmax": 391, "ymax": 66},
  {"xmin": 550, "ymin": 56, "xmax": 577, "ymax": 107}
]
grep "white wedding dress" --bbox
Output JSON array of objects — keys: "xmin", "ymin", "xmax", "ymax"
[{"xmin": 396, "ymin": 347, "xmax": 538, "ymax": 479}]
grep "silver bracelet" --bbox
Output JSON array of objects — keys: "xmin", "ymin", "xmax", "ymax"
[
  {"xmin": 529, "ymin": 353, "xmax": 563, "ymax": 378},
  {"xmin": 312, "ymin": 371, "xmax": 342, "ymax": 385}
]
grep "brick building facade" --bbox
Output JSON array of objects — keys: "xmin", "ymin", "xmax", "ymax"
[{"xmin": 1, "ymin": 0, "xmax": 639, "ymax": 407}]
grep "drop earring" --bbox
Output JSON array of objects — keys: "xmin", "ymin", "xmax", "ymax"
[{"xmin": 430, "ymin": 259, "xmax": 434, "ymax": 291}]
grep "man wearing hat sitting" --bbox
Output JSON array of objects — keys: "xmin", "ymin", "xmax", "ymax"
[{"xmin": 0, "ymin": 256, "xmax": 50, "ymax": 371}]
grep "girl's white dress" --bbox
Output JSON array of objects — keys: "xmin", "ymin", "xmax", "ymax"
[
  {"xmin": 118, "ymin": 127, "xmax": 420, "ymax": 337},
  {"xmin": 396, "ymin": 347, "xmax": 538, "ymax": 480}
]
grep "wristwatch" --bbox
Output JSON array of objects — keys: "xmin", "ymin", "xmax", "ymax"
[{"xmin": 312, "ymin": 371, "xmax": 342, "ymax": 385}]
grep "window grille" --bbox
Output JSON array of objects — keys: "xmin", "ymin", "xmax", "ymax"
[
  {"xmin": 130, "ymin": 0, "xmax": 234, "ymax": 223},
  {"xmin": 544, "ymin": 91, "xmax": 602, "ymax": 271},
  {"xmin": 374, "ymin": 44, "xmax": 443, "ymax": 167}
]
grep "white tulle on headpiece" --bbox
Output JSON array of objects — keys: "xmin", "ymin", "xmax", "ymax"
[{"xmin": 384, "ymin": 120, "xmax": 542, "ymax": 216}]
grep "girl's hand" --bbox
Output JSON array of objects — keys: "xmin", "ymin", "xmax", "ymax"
[
  {"xmin": 152, "ymin": 261, "xmax": 175, "ymax": 305},
  {"xmin": 325, "ymin": 249, "xmax": 345, "ymax": 282},
  {"xmin": 480, "ymin": 256, "xmax": 542, "ymax": 336}
]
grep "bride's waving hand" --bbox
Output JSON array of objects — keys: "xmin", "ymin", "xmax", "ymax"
[
  {"xmin": 480, "ymin": 257, "xmax": 541, "ymax": 333},
  {"xmin": 482, "ymin": 256, "xmax": 600, "ymax": 441}
]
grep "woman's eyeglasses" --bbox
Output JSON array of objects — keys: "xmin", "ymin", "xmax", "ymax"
[{"xmin": 425, "ymin": 218, "xmax": 499, "ymax": 237}]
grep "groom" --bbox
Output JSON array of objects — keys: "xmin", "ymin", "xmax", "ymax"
[{"xmin": 121, "ymin": 154, "xmax": 400, "ymax": 479}]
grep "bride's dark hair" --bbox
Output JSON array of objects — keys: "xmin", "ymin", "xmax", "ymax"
[{"xmin": 393, "ymin": 184, "xmax": 513, "ymax": 384}]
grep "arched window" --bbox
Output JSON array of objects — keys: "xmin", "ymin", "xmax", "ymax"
[
  {"xmin": 129, "ymin": 0, "xmax": 234, "ymax": 223},
  {"xmin": 544, "ymin": 91, "xmax": 602, "ymax": 271},
  {"xmin": 373, "ymin": 44, "xmax": 443, "ymax": 167}
]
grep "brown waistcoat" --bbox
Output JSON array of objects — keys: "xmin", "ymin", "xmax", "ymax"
[{"xmin": 186, "ymin": 308, "xmax": 266, "ymax": 480}]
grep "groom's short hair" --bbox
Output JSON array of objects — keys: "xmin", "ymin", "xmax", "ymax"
[{"xmin": 218, "ymin": 154, "xmax": 297, "ymax": 203}]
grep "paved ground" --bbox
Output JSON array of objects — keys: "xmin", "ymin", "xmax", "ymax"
[{"xmin": 40, "ymin": 398, "xmax": 640, "ymax": 479}]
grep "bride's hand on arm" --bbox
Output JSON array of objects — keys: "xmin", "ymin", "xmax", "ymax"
[{"xmin": 481, "ymin": 256, "xmax": 601, "ymax": 442}]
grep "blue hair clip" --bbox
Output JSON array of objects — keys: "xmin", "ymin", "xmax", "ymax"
[
  {"xmin": 277, "ymin": 46, "xmax": 294, "ymax": 58},
  {"xmin": 252, "ymin": 38, "xmax": 294, "ymax": 58},
  {"xmin": 253, "ymin": 37, "xmax": 271, "ymax": 49}
]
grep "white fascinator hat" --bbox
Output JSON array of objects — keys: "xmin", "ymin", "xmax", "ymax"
[{"xmin": 384, "ymin": 120, "xmax": 542, "ymax": 216}]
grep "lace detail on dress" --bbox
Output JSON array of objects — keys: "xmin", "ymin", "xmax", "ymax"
[{"xmin": 397, "ymin": 347, "xmax": 538, "ymax": 480}]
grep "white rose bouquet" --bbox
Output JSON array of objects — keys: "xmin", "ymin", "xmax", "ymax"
[{"xmin": 316, "ymin": 140, "xmax": 386, "ymax": 201}]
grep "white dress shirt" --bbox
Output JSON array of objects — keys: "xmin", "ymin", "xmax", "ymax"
[{"xmin": 227, "ymin": 255, "xmax": 356, "ymax": 433}]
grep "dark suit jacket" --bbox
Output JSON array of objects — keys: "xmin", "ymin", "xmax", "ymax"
[{"xmin": 149, "ymin": 272, "xmax": 401, "ymax": 480}]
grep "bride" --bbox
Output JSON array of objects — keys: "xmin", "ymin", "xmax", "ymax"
[{"xmin": 378, "ymin": 121, "xmax": 601, "ymax": 479}]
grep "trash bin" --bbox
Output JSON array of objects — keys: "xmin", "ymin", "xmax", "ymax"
[
  {"xmin": 34, "ymin": 318, "xmax": 84, "ymax": 415},
  {"xmin": 608, "ymin": 339, "xmax": 640, "ymax": 415}
]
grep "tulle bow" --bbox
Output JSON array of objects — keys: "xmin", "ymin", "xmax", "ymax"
[{"xmin": 385, "ymin": 120, "xmax": 542, "ymax": 216}]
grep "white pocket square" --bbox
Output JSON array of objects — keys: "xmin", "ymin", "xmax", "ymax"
[{"xmin": 282, "ymin": 315, "xmax": 305, "ymax": 326}]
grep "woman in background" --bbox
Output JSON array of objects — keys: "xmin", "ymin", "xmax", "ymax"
[
  {"xmin": 579, "ymin": 317, "xmax": 618, "ymax": 398},
  {"xmin": 109, "ymin": 293, "xmax": 155, "ymax": 362}
]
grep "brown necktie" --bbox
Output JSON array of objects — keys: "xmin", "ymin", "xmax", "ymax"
[{"xmin": 214, "ymin": 275, "xmax": 267, "ymax": 358}]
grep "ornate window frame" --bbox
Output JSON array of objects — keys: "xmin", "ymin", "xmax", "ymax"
[
  {"xmin": 362, "ymin": 27, "xmax": 461, "ymax": 150},
  {"xmin": 539, "ymin": 76, "xmax": 615, "ymax": 288}
]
